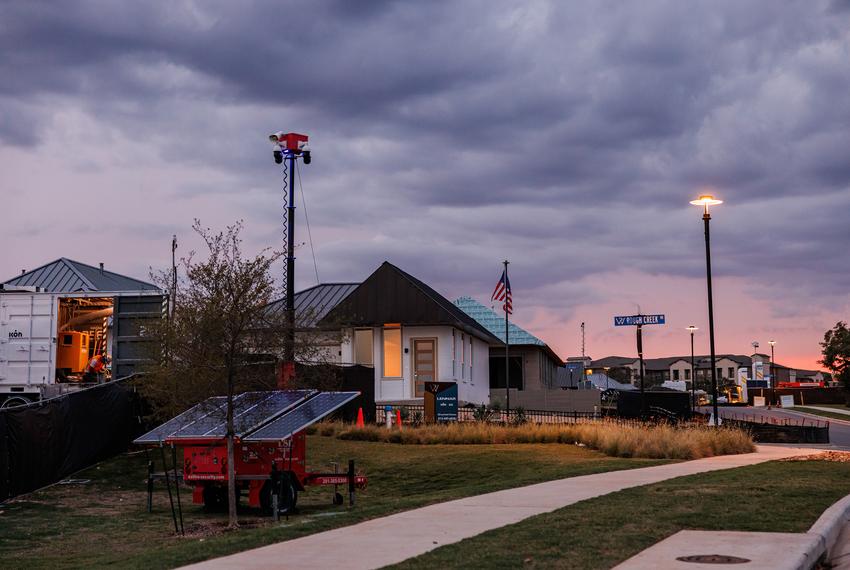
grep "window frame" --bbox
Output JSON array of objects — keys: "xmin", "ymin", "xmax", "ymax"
[{"xmin": 382, "ymin": 326, "xmax": 403, "ymax": 378}]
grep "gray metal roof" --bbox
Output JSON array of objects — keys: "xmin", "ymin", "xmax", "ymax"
[
  {"xmin": 3, "ymin": 258, "xmax": 159, "ymax": 292},
  {"xmin": 266, "ymin": 283, "xmax": 360, "ymax": 327}
]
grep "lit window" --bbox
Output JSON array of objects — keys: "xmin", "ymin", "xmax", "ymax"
[
  {"xmin": 354, "ymin": 329, "xmax": 373, "ymax": 366},
  {"xmin": 383, "ymin": 327, "xmax": 402, "ymax": 377}
]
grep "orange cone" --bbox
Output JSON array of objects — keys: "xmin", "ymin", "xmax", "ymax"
[
  {"xmin": 356, "ymin": 407, "xmax": 365, "ymax": 428},
  {"xmin": 396, "ymin": 409, "xmax": 402, "ymax": 429}
]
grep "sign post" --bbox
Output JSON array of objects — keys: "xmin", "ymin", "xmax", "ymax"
[{"xmin": 614, "ymin": 314, "xmax": 666, "ymax": 419}]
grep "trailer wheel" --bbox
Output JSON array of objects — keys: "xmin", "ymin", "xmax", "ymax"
[
  {"xmin": 0, "ymin": 396, "xmax": 32, "ymax": 409},
  {"xmin": 202, "ymin": 485, "xmax": 228, "ymax": 511},
  {"xmin": 260, "ymin": 473, "xmax": 298, "ymax": 515}
]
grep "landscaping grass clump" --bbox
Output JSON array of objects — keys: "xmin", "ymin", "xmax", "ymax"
[{"xmin": 334, "ymin": 421, "xmax": 754, "ymax": 459}]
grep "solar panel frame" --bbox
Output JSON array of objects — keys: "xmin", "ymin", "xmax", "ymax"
[
  {"xmin": 133, "ymin": 390, "xmax": 316, "ymax": 444},
  {"xmin": 243, "ymin": 392, "xmax": 360, "ymax": 442},
  {"xmin": 133, "ymin": 396, "xmax": 229, "ymax": 444}
]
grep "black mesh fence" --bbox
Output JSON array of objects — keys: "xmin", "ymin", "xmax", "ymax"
[{"xmin": 0, "ymin": 379, "xmax": 143, "ymax": 502}]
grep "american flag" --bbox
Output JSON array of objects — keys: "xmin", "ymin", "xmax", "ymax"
[{"xmin": 491, "ymin": 268, "xmax": 513, "ymax": 315}]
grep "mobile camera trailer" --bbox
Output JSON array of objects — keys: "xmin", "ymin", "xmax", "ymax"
[
  {"xmin": 136, "ymin": 391, "xmax": 367, "ymax": 518},
  {"xmin": 171, "ymin": 431, "xmax": 367, "ymax": 514}
]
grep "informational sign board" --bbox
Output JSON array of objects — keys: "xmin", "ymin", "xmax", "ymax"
[
  {"xmin": 613, "ymin": 314, "xmax": 666, "ymax": 326},
  {"xmin": 780, "ymin": 395, "xmax": 795, "ymax": 408},
  {"xmin": 424, "ymin": 382, "xmax": 458, "ymax": 423},
  {"xmin": 753, "ymin": 396, "xmax": 766, "ymax": 407}
]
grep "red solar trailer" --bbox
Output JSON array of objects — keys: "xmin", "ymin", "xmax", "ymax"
[{"xmin": 135, "ymin": 390, "xmax": 367, "ymax": 515}]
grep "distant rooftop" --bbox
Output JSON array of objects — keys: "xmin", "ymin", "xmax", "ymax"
[
  {"xmin": 265, "ymin": 283, "xmax": 360, "ymax": 328},
  {"xmin": 454, "ymin": 296, "xmax": 546, "ymax": 346},
  {"xmin": 3, "ymin": 258, "xmax": 159, "ymax": 293}
]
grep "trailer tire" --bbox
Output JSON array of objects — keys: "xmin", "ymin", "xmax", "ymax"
[
  {"xmin": 202, "ymin": 485, "xmax": 228, "ymax": 511},
  {"xmin": 260, "ymin": 473, "xmax": 298, "ymax": 515},
  {"xmin": 0, "ymin": 395, "xmax": 33, "ymax": 409}
]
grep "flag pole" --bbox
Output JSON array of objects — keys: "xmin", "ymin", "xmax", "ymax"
[{"xmin": 504, "ymin": 259, "xmax": 510, "ymax": 414}]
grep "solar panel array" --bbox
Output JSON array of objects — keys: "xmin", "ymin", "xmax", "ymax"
[
  {"xmin": 133, "ymin": 390, "xmax": 315, "ymax": 444},
  {"xmin": 244, "ymin": 392, "xmax": 360, "ymax": 442}
]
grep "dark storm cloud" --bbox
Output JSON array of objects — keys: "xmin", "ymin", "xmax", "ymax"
[{"xmin": 2, "ymin": 0, "xmax": 850, "ymax": 317}]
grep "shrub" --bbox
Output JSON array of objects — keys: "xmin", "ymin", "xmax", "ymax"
[
  {"xmin": 510, "ymin": 406, "xmax": 528, "ymax": 426},
  {"xmin": 472, "ymin": 404, "xmax": 493, "ymax": 423}
]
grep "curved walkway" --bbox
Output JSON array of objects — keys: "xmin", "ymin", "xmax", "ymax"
[{"xmin": 182, "ymin": 446, "xmax": 817, "ymax": 570}]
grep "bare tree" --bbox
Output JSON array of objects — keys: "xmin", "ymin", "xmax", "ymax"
[{"xmin": 142, "ymin": 220, "xmax": 344, "ymax": 528}]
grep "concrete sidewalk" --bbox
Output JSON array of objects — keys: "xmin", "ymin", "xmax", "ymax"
[
  {"xmin": 804, "ymin": 406, "xmax": 850, "ymax": 417},
  {"xmin": 182, "ymin": 446, "xmax": 815, "ymax": 570}
]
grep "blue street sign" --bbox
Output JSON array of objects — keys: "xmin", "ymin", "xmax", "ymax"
[{"xmin": 613, "ymin": 314, "xmax": 666, "ymax": 326}]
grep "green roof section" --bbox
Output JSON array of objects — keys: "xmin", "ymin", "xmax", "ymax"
[{"xmin": 453, "ymin": 296, "xmax": 546, "ymax": 346}]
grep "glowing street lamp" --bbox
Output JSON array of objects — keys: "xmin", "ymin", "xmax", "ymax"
[
  {"xmin": 686, "ymin": 325, "xmax": 698, "ymax": 414},
  {"xmin": 690, "ymin": 194, "xmax": 723, "ymax": 426}
]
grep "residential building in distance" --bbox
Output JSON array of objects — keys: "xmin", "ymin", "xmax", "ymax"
[{"xmin": 586, "ymin": 354, "xmax": 831, "ymax": 389}]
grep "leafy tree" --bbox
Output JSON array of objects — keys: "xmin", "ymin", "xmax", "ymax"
[
  {"xmin": 820, "ymin": 321, "xmax": 850, "ymax": 394},
  {"xmin": 142, "ymin": 220, "xmax": 340, "ymax": 528}
]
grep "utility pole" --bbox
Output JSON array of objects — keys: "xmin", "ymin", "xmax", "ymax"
[
  {"xmin": 170, "ymin": 235, "xmax": 177, "ymax": 317},
  {"xmin": 637, "ymin": 322, "xmax": 645, "ymax": 419}
]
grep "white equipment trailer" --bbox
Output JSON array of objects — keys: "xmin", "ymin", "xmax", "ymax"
[{"xmin": 0, "ymin": 288, "xmax": 166, "ymax": 407}]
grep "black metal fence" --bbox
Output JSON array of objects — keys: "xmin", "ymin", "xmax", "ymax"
[
  {"xmin": 0, "ymin": 378, "xmax": 143, "ymax": 502},
  {"xmin": 376, "ymin": 404, "xmax": 613, "ymax": 425},
  {"xmin": 708, "ymin": 411, "xmax": 830, "ymax": 444}
]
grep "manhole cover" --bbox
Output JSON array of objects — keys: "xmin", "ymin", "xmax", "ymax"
[{"xmin": 676, "ymin": 554, "xmax": 751, "ymax": 564}]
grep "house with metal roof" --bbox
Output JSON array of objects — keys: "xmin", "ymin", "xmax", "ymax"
[
  {"xmin": 454, "ymin": 296, "xmax": 564, "ymax": 398},
  {"xmin": 321, "ymin": 262, "xmax": 498, "ymax": 405},
  {"xmin": 2, "ymin": 258, "xmax": 159, "ymax": 293},
  {"xmin": 265, "ymin": 283, "xmax": 360, "ymax": 329}
]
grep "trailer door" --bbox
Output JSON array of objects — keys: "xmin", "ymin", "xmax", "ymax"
[
  {"xmin": 0, "ymin": 293, "xmax": 56, "ymax": 388},
  {"xmin": 112, "ymin": 294, "xmax": 167, "ymax": 379}
]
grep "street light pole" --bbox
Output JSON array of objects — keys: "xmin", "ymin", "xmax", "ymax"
[
  {"xmin": 769, "ymin": 339, "xmax": 776, "ymax": 388},
  {"xmin": 687, "ymin": 325, "xmax": 698, "ymax": 415},
  {"xmin": 691, "ymin": 195, "xmax": 723, "ymax": 427}
]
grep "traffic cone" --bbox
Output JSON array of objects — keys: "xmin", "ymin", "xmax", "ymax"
[
  {"xmin": 396, "ymin": 408, "xmax": 403, "ymax": 429},
  {"xmin": 356, "ymin": 407, "xmax": 365, "ymax": 428}
]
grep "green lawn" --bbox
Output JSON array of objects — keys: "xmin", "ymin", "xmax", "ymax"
[
  {"xmin": 792, "ymin": 405, "xmax": 850, "ymax": 422},
  {"xmin": 0, "ymin": 435, "xmax": 666, "ymax": 569},
  {"xmin": 391, "ymin": 459, "xmax": 850, "ymax": 570}
]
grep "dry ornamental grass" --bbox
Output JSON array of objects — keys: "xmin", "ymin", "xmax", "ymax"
[{"xmin": 321, "ymin": 421, "xmax": 755, "ymax": 460}]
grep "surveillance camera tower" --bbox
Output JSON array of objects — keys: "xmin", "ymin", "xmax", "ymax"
[{"xmin": 269, "ymin": 132, "xmax": 311, "ymax": 387}]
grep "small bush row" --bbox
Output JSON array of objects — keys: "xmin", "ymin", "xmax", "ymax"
[{"xmin": 314, "ymin": 421, "xmax": 755, "ymax": 460}]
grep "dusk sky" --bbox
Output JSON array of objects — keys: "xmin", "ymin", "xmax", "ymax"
[{"xmin": 2, "ymin": 1, "xmax": 849, "ymax": 370}]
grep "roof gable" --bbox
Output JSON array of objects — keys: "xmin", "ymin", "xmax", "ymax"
[
  {"xmin": 3, "ymin": 258, "xmax": 159, "ymax": 292},
  {"xmin": 321, "ymin": 262, "xmax": 499, "ymax": 343}
]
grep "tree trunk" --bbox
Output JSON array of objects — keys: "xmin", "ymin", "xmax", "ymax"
[{"xmin": 226, "ymin": 372, "xmax": 238, "ymax": 529}]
